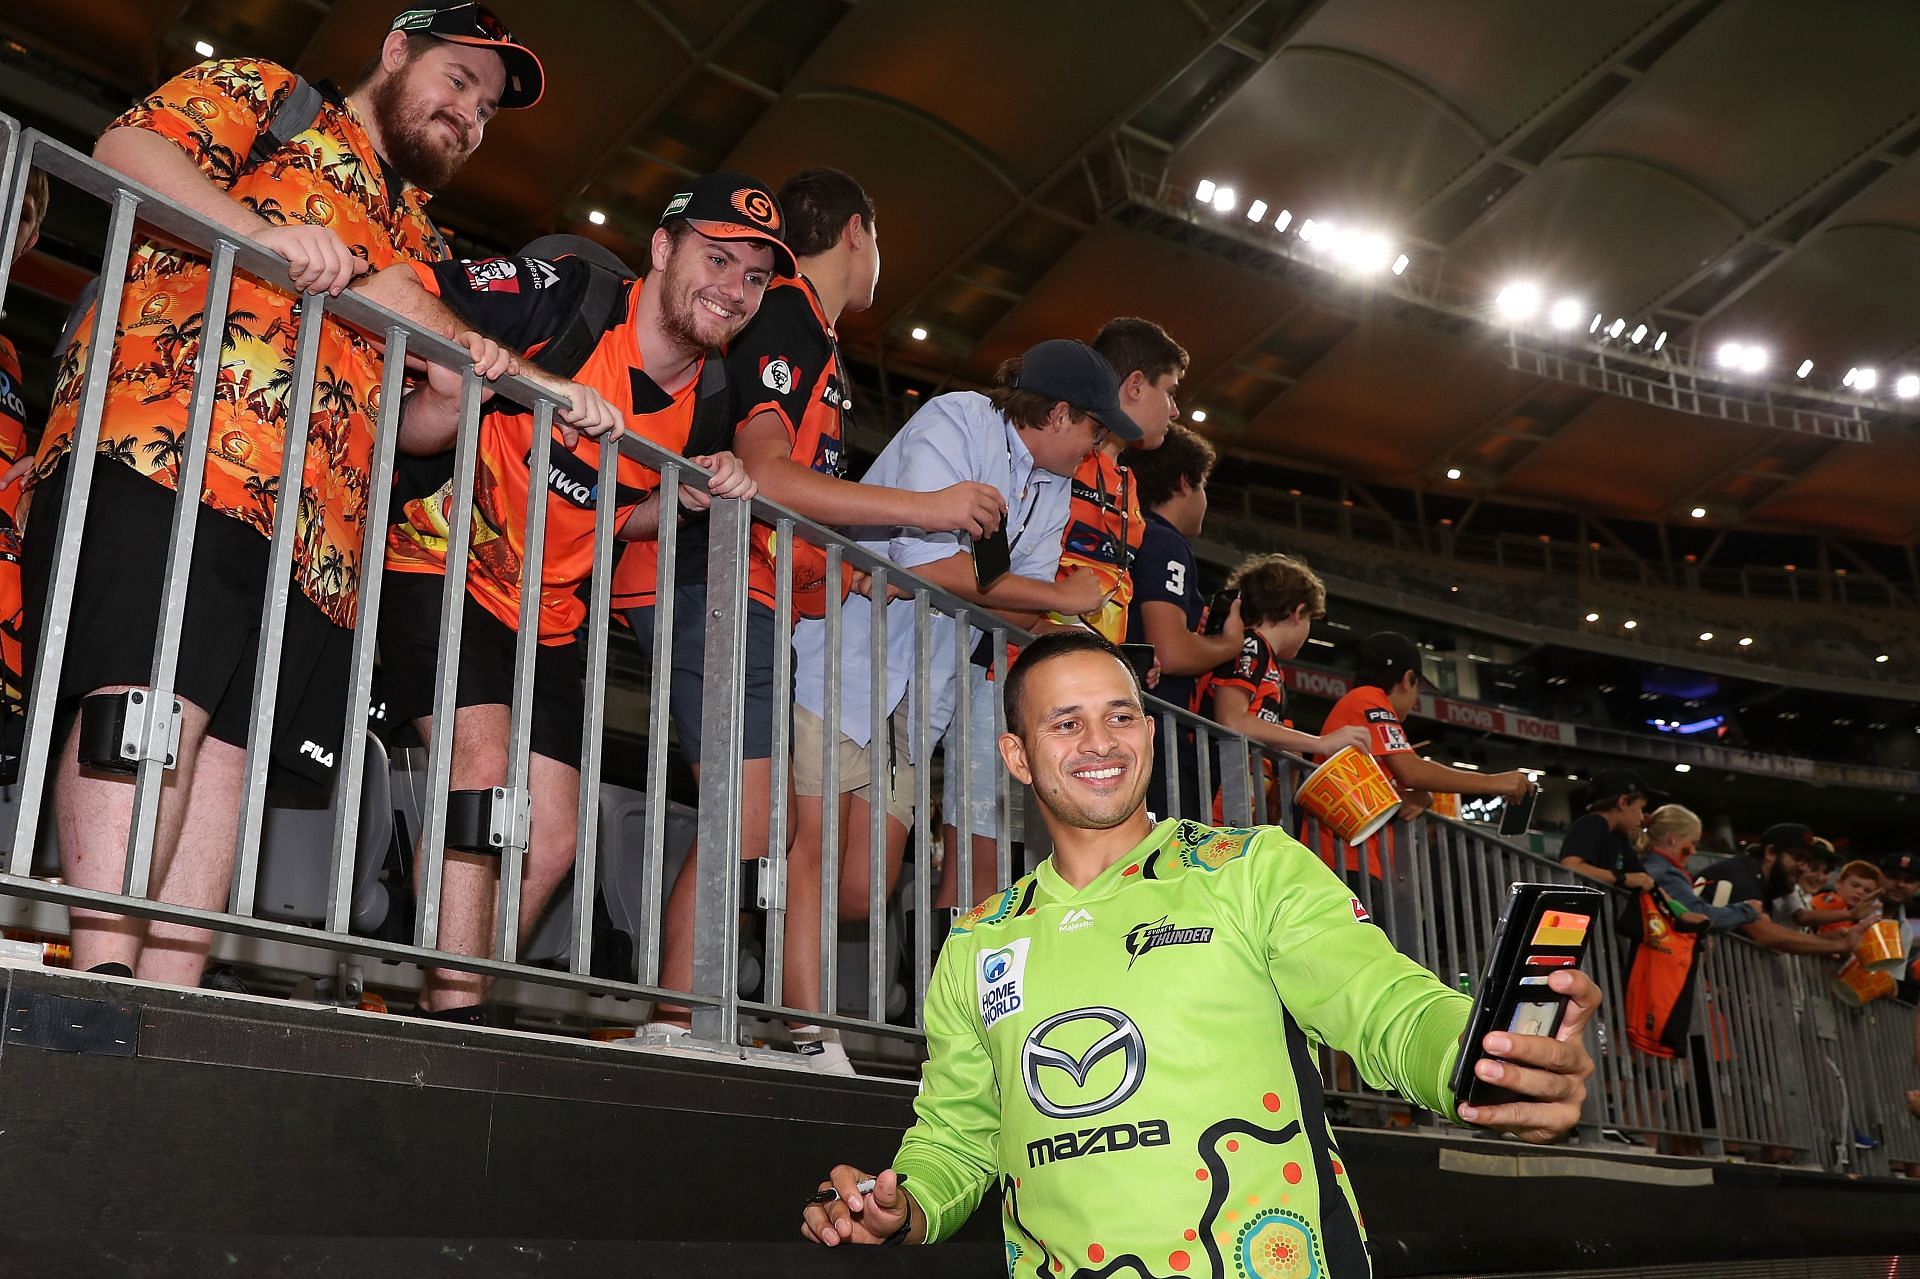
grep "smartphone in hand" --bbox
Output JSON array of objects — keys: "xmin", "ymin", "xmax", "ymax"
[
  {"xmin": 972, "ymin": 527, "xmax": 1011, "ymax": 592},
  {"xmin": 1450, "ymin": 882, "xmax": 1605, "ymax": 1108},
  {"xmin": 1202, "ymin": 587, "xmax": 1239, "ymax": 635}
]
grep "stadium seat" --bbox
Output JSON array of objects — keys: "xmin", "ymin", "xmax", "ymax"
[{"xmin": 255, "ymin": 734, "xmax": 394, "ymax": 933}]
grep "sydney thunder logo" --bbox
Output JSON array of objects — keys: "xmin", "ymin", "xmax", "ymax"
[{"xmin": 1123, "ymin": 916, "xmax": 1214, "ymax": 969}]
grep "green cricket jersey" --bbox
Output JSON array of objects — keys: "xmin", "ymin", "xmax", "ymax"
[{"xmin": 892, "ymin": 819, "xmax": 1470, "ymax": 1278}]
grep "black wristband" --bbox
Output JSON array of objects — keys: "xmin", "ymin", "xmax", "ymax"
[{"xmin": 884, "ymin": 1210, "xmax": 913, "ymax": 1246}]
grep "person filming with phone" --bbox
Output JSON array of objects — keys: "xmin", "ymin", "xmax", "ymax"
[{"xmin": 799, "ymin": 631, "xmax": 1599, "ymax": 1272}]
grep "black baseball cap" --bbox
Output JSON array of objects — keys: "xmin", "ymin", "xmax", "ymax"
[
  {"xmin": 1881, "ymin": 851, "xmax": 1920, "ymax": 881},
  {"xmin": 1757, "ymin": 821, "xmax": 1823, "ymax": 856},
  {"xmin": 1012, "ymin": 339, "xmax": 1142, "ymax": 442},
  {"xmin": 1586, "ymin": 767, "xmax": 1658, "ymax": 807},
  {"xmin": 660, "ymin": 172, "xmax": 796, "ymax": 276},
  {"xmin": 1355, "ymin": 631, "xmax": 1431, "ymax": 688},
  {"xmin": 391, "ymin": 2, "xmax": 545, "ymax": 110}
]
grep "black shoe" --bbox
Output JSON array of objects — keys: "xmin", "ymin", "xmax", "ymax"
[
  {"xmin": 86, "ymin": 962, "xmax": 132, "ymax": 978},
  {"xmin": 201, "ymin": 967, "xmax": 250, "ymax": 995},
  {"xmin": 413, "ymin": 1002, "xmax": 513, "ymax": 1029}
]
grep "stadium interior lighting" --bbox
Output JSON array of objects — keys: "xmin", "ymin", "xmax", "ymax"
[
  {"xmin": 1653, "ymin": 330, "xmax": 1667, "ymax": 351},
  {"xmin": 1298, "ymin": 218, "xmax": 1317, "ymax": 243},
  {"xmin": 1246, "ymin": 199, "xmax": 1268, "ymax": 223},
  {"xmin": 1738, "ymin": 637, "xmax": 1754, "ymax": 646},
  {"xmin": 1212, "ymin": 186, "xmax": 1237, "ymax": 213},
  {"xmin": 1548, "ymin": 298, "xmax": 1583, "ymax": 330},
  {"xmin": 1189, "ymin": 409, "xmax": 1207, "ymax": 423},
  {"xmin": 1690, "ymin": 506, "xmax": 1707, "ymax": 519},
  {"xmin": 1607, "ymin": 318, "xmax": 1625, "ymax": 339},
  {"xmin": 1194, "ymin": 178, "xmax": 1216, "ymax": 203},
  {"xmin": 1306, "ymin": 637, "xmax": 1335, "ymax": 648},
  {"xmin": 1588, "ymin": 313, "xmax": 1603, "ymax": 334},
  {"xmin": 1495, "ymin": 282, "xmax": 1542, "ymax": 321},
  {"xmin": 1878, "ymin": 653, "xmax": 1891, "ymax": 663},
  {"xmin": 1630, "ymin": 323, "xmax": 1648, "ymax": 344},
  {"xmin": 1716, "ymin": 341, "xmax": 1767, "ymax": 372},
  {"xmin": 1391, "ymin": 253, "xmax": 1410, "ymax": 276},
  {"xmin": 1274, "ymin": 209, "xmax": 1292, "ymax": 232},
  {"xmin": 1855, "ymin": 367, "xmax": 1879, "ymax": 392},
  {"xmin": 587, "ymin": 209, "xmax": 607, "ymax": 226},
  {"xmin": 1740, "ymin": 345, "xmax": 1767, "ymax": 373},
  {"xmin": 1796, "ymin": 359, "xmax": 1814, "ymax": 379},
  {"xmin": 1623, "ymin": 619, "xmax": 1638, "ymax": 630},
  {"xmin": 1673, "ymin": 763, "xmax": 1692, "ymax": 773},
  {"xmin": 194, "ymin": 39, "xmax": 217, "ymax": 57},
  {"xmin": 909, "ymin": 326, "xmax": 928, "ymax": 341},
  {"xmin": 1451, "ymin": 761, "xmax": 1481, "ymax": 771},
  {"xmin": 1445, "ymin": 467, "xmax": 1463, "ymax": 480},
  {"xmin": 1698, "ymin": 632, "xmax": 1714, "ymax": 642},
  {"xmin": 1584, "ymin": 612, "xmax": 1600, "ymax": 622},
  {"xmin": 1898, "ymin": 374, "xmax": 1920, "ymax": 399}
]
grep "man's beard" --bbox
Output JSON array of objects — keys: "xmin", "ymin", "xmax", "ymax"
[
  {"xmin": 658, "ymin": 257, "xmax": 744, "ymax": 353},
  {"xmin": 368, "ymin": 69, "xmax": 473, "ymax": 191}
]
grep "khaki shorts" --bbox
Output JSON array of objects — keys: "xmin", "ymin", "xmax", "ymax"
[{"xmin": 792, "ymin": 703, "xmax": 917, "ymax": 829}]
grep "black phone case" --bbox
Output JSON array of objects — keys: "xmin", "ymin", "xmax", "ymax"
[
  {"xmin": 1449, "ymin": 882, "xmax": 1605, "ymax": 1107},
  {"xmin": 972, "ymin": 528, "xmax": 1011, "ymax": 592},
  {"xmin": 1202, "ymin": 588, "xmax": 1238, "ymax": 635},
  {"xmin": 1499, "ymin": 785, "xmax": 1539, "ymax": 837}
]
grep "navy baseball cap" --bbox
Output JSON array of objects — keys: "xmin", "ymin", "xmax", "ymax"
[
  {"xmin": 1587, "ymin": 767, "xmax": 1660, "ymax": 806},
  {"xmin": 1757, "ymin": 821, "xmax": 1822, "ymax": 856},
  {"xmin": 660, "ymin": 172, "xmax": 796, "ymax": 276},
  {"xmin": 1882, "ymin": 851, "xmax": 1920, "ymax": 881},
  {"xmin": 391, "ymin": 3, "xmax": 545, "ymax": 110},
  {"xmin": 1013, "ymin": 339, "xmax": 1141, "ymax": 442}
]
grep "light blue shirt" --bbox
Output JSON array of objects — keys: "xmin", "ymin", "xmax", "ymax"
[{"xmin": 792, "ymin": 391, "xmax": 1071, "ymax": 757}]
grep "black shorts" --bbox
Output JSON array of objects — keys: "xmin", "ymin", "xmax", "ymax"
[
  {"xmin": 21, "ymin": 460, "xmax": 349, "ymax": 792},
  {"xmin": 626, "ymin": 583, "xmax": 779, "ymax": 762},
  {"xmin": 378, "ymin": 569, "xmax": 585, "ymax": 770}
]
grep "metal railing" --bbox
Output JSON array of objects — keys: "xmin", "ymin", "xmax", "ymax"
[{"xmin": 0, "ymin": 120, "xmax": 1913, "ymax": 1177}]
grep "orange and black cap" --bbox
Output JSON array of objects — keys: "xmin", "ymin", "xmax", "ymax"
[
  {"xmin": 391, "ymin": 2, "xmax": 545, "ymax": 110},
  {"xmin": 660, "ymin": 172, "xmax": 796, "ymax": 276}
]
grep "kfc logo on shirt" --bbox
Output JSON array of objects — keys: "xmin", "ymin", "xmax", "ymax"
[
  {"xmin": 761, "ymin": 357, "xmax": 795, "ymax": 395},
  {"xmin": 463, "ymin": 258, "xmax": 520, "ymax": 293}
]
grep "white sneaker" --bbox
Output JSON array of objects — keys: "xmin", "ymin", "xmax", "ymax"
[
  {"xmin": 793, "ymin": 1029, "xmax": 857, "ymax": 1076},
  {"xmin": 637, "ymin": 1020, "xmax": 694, "ymax": 1046}
]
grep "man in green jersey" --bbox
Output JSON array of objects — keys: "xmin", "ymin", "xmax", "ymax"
[{"xmin": 802, "ymin": 630, "xmax": 1599, "ymax": 1275}]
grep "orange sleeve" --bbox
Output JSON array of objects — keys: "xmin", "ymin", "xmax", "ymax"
[{"xmin": 111, "ymin": 59, "xmax": 293, "ymax": 188}]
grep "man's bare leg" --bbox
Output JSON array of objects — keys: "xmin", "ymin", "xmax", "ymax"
[
  {"xmin": 138, "ymin": 735, "xmax": 247, "ymax": 986},
  {"xmin": 55, "ymin": 687, "xmax": 213, "ymax": 973},
  {"xmin": 837, "ymin": 792, "xmax": 908, "ymax": 923},
  {"xmin": 934, "ymin": 825, "xmax": 1003, "ymax": 911},
  {"xmin": 412, "ymin": 703, "xmax": 508, "ymax": 1012}
]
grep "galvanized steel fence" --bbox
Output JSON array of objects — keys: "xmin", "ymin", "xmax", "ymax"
[{"xmin": 0, "ymin": 120, "xmax": 1912, "ymax": 1174}]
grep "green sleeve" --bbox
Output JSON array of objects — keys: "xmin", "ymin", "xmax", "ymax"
[
  {"xmin": 1254, "ymin": 830, "xmax": 1471, "ymax": 1115},
  {"xmin": 891, "ymin": 936, "xmax": 1001, "ymax": 1243}
]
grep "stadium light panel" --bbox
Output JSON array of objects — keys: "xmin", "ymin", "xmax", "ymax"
[
  {"xmin": 1495, "ymin": 282, "xmax": 1542, "ymax": 322},
  {"xmin": 1274, "ymin": 209, "xmax": 1292, "ymax": 232},
  {"xmin": 1607, "ymin": 318, "xmax": 1625, "ymax": 338},
  {"xmin": 587, "ymin": 209, "xmax": 607, "ymax": 226},
  {"xmin": 1212, "ymin": 186, "xmax": 1237, "ymax": 213},
  {"xmin": 1195, "ymin": 179, "xmax": 1216, "ymax": 203},
  {"xmin": 1246, "ymin": 199, "xmax": 1267, "ymax": 223},
  {"xmin": 1898, "ymin": 374, "xmax": 1920, "ymax": 399},
  {"xmin": 1445, "ymin": 467, "xmax": 1462, "ymax": 480},
  {"xmin": 195, "ymin": 39, "xmax": 216, "ymax": 57},
  {"xmin": 1549, "ymin": 298, "xmax": 1583, "ymax": 330},
  {"xmin": 1298, "ymin": 219, "xmax": 1317, "ymax": 243},
  {"xmin": 1796, "ymin": 359, "xmax": 1814, "ymax": 379},
  {"xmin": 1630, "ymin": 324, "xmax": 1648, "ymax": 344},
  {"xmin": 1716, "ymin": 342, "xmax": 1743, "ymax": 367},
  {"xmin": 1673, "ymin": 763, "xmax": 1692, "ymax": 773},
  {"xmin": 1690, "ymin": 506, "xmax": 1707, "ymax": 519},
  {"xmin": 1739, "ymin": 345, "xmax": 1767, "ymax": 373},
  {"xmin": 1623, "ymin": 619, "xmax": 1638, "ymax": 630},
  {"xmin": 1589, "ymin": 313, "xmax": 1603, "ymax": 334},
  {"xmin": 1698, "ymin": 632, "xmax": 1713, "ymax": 642},
  {"xmin": 1189, "ymin": 409, "xmax": 1207, "ymax": 424},
  {"xmin": 1856, "ymin": 367, "xmax": 1879, "ymax": 392},
  {"xmin": 1738, "ymin": 637, "xmax": 1753, "ymax": 647},
  {"xmin": 1391, "ymin": 253, "xmax": 1410, "ymax": 275},
  {"xmin": 909, "ymin": 326, "xmax": 928, "ymax": 341},
  {"xmin": 1653, "ymin": 330, "xmax": 1668, "ymax": 350},
  {"xmin": 1878, "ymin": 653, "xmax": 1891, "ymax": 663}
]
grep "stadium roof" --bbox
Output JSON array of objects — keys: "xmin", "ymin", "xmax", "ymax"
[{"xmin": 6, "ymin": 0, "xmax": 1920, "ymax": 544}]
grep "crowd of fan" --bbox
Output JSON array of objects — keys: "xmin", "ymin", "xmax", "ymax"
[{"xmin": 0, "ymin": 3, "xmax": 1912, "ymax": 1122}]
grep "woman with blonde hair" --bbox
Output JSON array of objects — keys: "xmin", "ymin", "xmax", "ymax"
[{"xmin": 1625, "ymin": 804, "xmax": 1760, "ymax": 1057}]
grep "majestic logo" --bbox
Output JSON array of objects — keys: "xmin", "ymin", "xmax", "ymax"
[
  {"xmin": 527, "ymin": 260, "xmax": 560, "ymax": 290},
  {"xmin": 977, "ymin": 937, "xmax": 1030, "ymax": 1033},
  {"xmin": 1123, "ymin": 916, "xmax": 1214, "ymax": 969},
  {"xmin": 732, "ymin": 187, "xmax": 780, "ymax": 230},
  {"xmin": 1021, "ymin": 1007, "xmax": 1145, "ymax": 1119},
  {"xmin": 1027, "ymin": 1118, "xmax": 1169, "ymax": 1168},
  {"xmin": 1059, "ymin": 907, "xmax": 1095, "ymax": 934},
  {"xmin": 761, "ymin": 357, "xmax": 793, "ymax": 395}
]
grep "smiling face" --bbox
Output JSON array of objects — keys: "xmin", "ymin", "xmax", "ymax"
[
  {"xmin": 366, "ymin": 35, "xmax": 506, "ymax": 190},
  {"xmin": 999, "ymin": 649, "xmax": 1155, "ymax": 833},
  {"xmin": 653, "ymin": 226, "xmax": 776, "ymax": 353}
]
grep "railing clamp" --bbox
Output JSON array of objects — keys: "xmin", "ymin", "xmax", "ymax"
[{"xmin": 76, "ymin": 688, "xmax": 183, "ymax": 773}]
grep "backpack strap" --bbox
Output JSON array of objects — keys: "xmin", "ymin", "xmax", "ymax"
[
  {"xmin": 684, "ymin": 354, "xmax": 732, "ymax": 458},
  {"xmin": 246, "ymin": 76, "xmax": 324, "ymax": 172},
  {"xmin": 519, "ymin": 234, "xmax": 639, "ymax": 380}
]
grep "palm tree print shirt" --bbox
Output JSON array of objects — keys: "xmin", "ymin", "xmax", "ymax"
[{"xmin": 29, "ymin": 59, "xmax": 446, "ymax": 629}]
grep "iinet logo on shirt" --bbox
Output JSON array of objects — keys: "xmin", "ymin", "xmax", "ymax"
[{"xmin": 1058, "ymin": 908, "xmax": 1095, "ymax": 934}]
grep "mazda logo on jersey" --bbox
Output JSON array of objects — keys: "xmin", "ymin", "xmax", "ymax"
[
  {"xmin": 1021, "ymin": 1007, "xmax": 1145, "ymax": 1119},
  {"xmin": 523, "ymin": 442, "xmax": 600, "ymax": 508}
]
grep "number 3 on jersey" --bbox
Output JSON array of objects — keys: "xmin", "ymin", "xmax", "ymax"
[{"xmin": 1164, "ymin": 560, "xmax": 1186, "ymax": 595}]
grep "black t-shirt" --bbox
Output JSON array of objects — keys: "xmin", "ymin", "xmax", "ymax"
[
  {"xmin": 1557, "ymin": 812, "xmax": 1642, "ymax": 879},
  {"xmin": 1126, "ymin": 511, "xmax": 1203, "ymax": 718},
  {"xmin": 1697, "ymin": 855, "xmax": 1767, "ymax": 905}
]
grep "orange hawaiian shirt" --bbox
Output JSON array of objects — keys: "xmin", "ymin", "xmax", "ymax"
[
  {"xmin": 0, "ymin": 335, "xmax": 27, "ymax": 707},
  {"xmin": 29, "ymin": 59, "xmax": 446, "ymax": 628}
]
